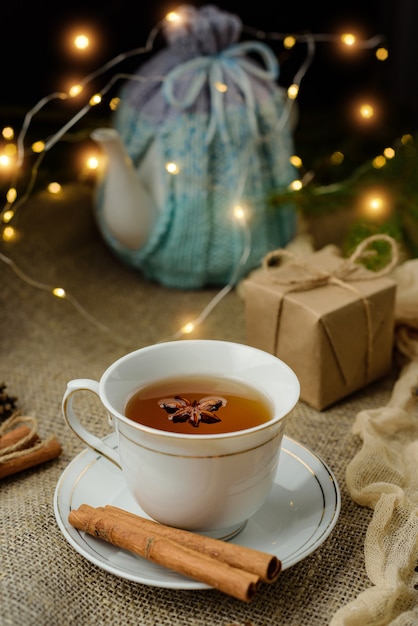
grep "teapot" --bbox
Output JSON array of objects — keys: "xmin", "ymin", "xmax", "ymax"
[{"xmin": 91, "ymin": 5, "xmax": 297, "ymax": 289}]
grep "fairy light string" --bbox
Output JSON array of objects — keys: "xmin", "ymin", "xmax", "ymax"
[{"xmin": 0, "ymin": 10, "xmax": 390, "ymax": 343}]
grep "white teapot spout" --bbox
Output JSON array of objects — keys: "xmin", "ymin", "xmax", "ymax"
[{"xmin": 91, "ymin": 127, "xmax": 158, "ymax": 250}]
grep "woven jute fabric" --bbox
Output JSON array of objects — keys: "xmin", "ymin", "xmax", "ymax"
[{"xmin": 0, "ymin": 185, "xmax": 400, "ymax": 626}]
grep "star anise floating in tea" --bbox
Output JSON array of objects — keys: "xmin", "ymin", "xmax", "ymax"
[{"xmin": 158, "ymin": 395, "xmax": 227, "ymax": 427}]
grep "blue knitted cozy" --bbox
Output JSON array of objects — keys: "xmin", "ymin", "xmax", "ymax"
[{"xmin": 95, "ymin": 4, "xmax": 297, "ymax": 289}]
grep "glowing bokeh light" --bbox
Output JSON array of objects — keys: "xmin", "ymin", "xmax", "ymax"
[
  {"xmin": 401, "ymin": 134, "xmax": 413, "ymax": 145},
  {"xmin": 359, "ymin": 189, "xmax": 392, "ymax": 220},
  {"xmin": 2, "ymin": 210, "xmax": 14, "ymax": 223},
  {"xmin": 109, "ymin": 97, "xmax": 120, "ymax": 111},
  {"xmin": 233, "ymin": 205, "xmax": 246, "ymax": 221},
  {"xmin": 290, "ymin": 155, "xmax": 302, "ymax": 168},
  {"xmin": 372, "ymin": 155, "xmax": 386, "ymax": 169},
  {"xmin": 6, "ymin": 188, "xmax": 17, "ymax": 203},
  {"xmin": 341, "ymin": 33, "xmax": 356, "ymax": 46},
  {"xmin": 2, "ymin": 127, "xmax": 14, "ymax": 140},
  {"xmin": 89, "ymin": 93, "xmax": 102, "ymax": 106},
  {"xmin": 166, "ymin": 11, "xmax": 181, "ymax": 23},
  {"xmin": 215, "ymin": 82, "xmax": 228, "ymax": 93},
  {"xmin": 31, "ymin": 141, "xmax": 45, "ymax": 154},
  {"xmin": 86, "ymin": 156, "xmax": 99, "ymax": 170},
  {"xmin": 69, "ymin": 84, "xmax": 83, "ymax": 97},
  {"xmin": 359, "ymin": 103, "xmax": 374, "ymax": 119},
  {"xmin": 376, "ymin": 47, "xmax": 389, "ymax": 61},
  {"xmin": 165, "ymin": 162, "xmax": 179, "ymax": 174},
  {"xmin": 330, "ymin": 151, "xmax": 344, "ymax": 165},
  {"xmin": 47, "ymin": 182, "xmax": 62, "ymax": 194},
  {"xmin": 283, "ymin": 36, "xmax": 296, "ymax": 49},
  {"xmin": 2, "ymin": 226, "xmax": 16, "ymax": 241},
  {"xmin": 287, "ymin": 84, "xmax": 299, "ymax": 99},
  {"xmin": 52, "ymin": 287, "xmax": 66, "ymax": 298},
  {"xmin": 74, "ymin": 34, "xmax": 90, "ymax": 50}
]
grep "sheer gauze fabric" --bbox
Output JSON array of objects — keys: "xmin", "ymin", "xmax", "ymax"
[{"xmin": 331, "ymin": 258, "xmax": 418, "ymax": 626}]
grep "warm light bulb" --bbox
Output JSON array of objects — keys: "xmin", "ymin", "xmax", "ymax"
[
  {"xmin": 215, "ymin": 82, "xmax": 228, "ymax": 93},
  {"xmin": 2, "ymin": 127, "xmax": 14, "ymax": 140},
  {"xmin": 47, "ymin": 182, "xmax": 62, "ymax": 194},
  {"xmin": 330, "ymin": 151, "xmax": 344, "ymax": 165},
  {"xmin": 2, "ymin": 210, "xmax": 14, "ymax": 223},
  {"xmin": 31, "ymin": 141, "xmax": 45, "ymax": 154},
  {"xmin": 109, "ymin": 97, "xmax": 120, "ymax": 111},
  {"xmin": 341, "ymin": 33, "xmax": 356, "ymax": 46},
  {"xmin": 0, "ymin": 154, "xmax": 11, "ymax": 167},
  {"xmin": 359, "ymin": 103, "xmax": 374, "ymax": 119},
  {"xmin": 89, "ymin": 93, "xmax": 102, "ymax": 106},
  {"xmin": 2, "ymin": 226, "xmax": 16, "ymax": 242},
  {"xmin": 401, "ymin": 134, "xmax": 413, "ymax": 145},
  {"xmin": 376, "ymin": 47, "xmax": 388, "ymax": 61},
  {"xmin": 383, "ymin": 147, "xmax": 395, "ymax": 159},
  {"xmin": 69, "ymin": 84, "xmax": 83, "ymax": 97},
  {"xmin": 369, "ymin": 197, "xmax": 383, "ymax": 211},
  {"xmin": 86, "ymin": 156, "xmax": 99, "ymax": 170},
  {"xmin": 372, "ymin": 155, "xmax": 386, "ymax": 169},
  {"xmin": 166, "ymin": 11, "xmax": 181, "ymax": 23},
  {"xmin": 360, "ymin": 189, "xmax": 391, "ymax": 220},
  {"xmin": 233, "ymin": 205, "xmax": 246, "ymax": 221},
  {"xmin": 289, "ymin": 155, "xmax": 302, "ymax": 168},
  {"xmin": 74, "ymin": 34, "xmax": 90, "ymax": 50},
  {"xmin": 287, "ymin": 84, "xmax": 299, "ymax": 99},
  {"xmin": 52, "ymin": 287, "xmax": 66, "ymax": 298},
  {"xmin": 6, "ymin": 188, "xmax": 17, "ymax": 203},
  {"xmin": 283, "ymin": 36, "xmax": 296, "ymax": 49},
  {"xmin": 165, "ymin": 162, "xmax": 179, "ymax": 174}
]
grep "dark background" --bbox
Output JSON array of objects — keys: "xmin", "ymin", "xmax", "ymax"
[
  {"xmin": 1, "ymin": 1, "xmax": 417, "ymax": 182},
  {"xmin": 1, "ymin": 1, "xmax": 416, "ymax": 112}
]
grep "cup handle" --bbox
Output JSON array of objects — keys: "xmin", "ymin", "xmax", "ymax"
[{"xmin": 62, "ymin": 378, "xmax": 121, "ymax": 469}]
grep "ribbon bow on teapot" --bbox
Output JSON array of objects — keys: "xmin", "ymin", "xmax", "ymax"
[{"xmin": 163, "ymin": 41, "xmax": 280, "ymax": 143}]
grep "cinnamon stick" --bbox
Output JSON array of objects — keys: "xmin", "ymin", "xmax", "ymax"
[
  {"xmin": 0, "ymin": 436, "xmax": 62, "ymax": 479},
  {"xmin": 0, "ymin": 425, "xmax": 39, "ymax": 450},
  {"xmin": 104, "ymin": 504, "xmax": 281, "ymax": 583},
  {"xmin": 69, "ymin": 504, "xmax": 260, "ymax": 602}
]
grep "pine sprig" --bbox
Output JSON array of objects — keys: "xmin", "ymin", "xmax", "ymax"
[{"xmin": 270, "ymin": 135, "xmax": 418, "ymax": 259}]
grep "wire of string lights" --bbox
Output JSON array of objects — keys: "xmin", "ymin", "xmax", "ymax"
[{"xmin": 0, "ymin": 9, "xmax": 387, "ymax": 345}]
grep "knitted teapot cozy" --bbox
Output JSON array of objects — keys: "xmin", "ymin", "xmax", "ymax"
[{"xmin": 95, "ymin": 4, "xmax": 297, "ymax": 289}]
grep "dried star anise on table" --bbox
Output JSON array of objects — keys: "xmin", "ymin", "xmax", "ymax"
[
  {"xmin": 158, "ymin": 395, "xmax": 227, "ymax": 427},
  {"xmin": 0, "ymin": 383, "xmax": 18, "ymax": 422}
]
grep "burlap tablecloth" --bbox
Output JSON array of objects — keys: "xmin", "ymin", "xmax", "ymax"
[{"xmin": 0, "ymin": 185, "xmax": 397, "ymax": 626}]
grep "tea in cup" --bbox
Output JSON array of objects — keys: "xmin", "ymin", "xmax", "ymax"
[{"xmin": 62, "ymin": 340, "xmax": 300, "ymax": 537}]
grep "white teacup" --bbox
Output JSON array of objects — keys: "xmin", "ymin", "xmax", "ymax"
[{"xmin": 62, "ymin": 339, "xmax": 300, "ymax": 538}]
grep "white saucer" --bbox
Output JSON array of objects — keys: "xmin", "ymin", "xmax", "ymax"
[{"xmin": 54, "ymin": 434, "xmax": 341, "ymax": 590}]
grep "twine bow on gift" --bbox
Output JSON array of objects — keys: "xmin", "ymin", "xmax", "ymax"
[
  {"xmin": 263, "ymin": 234, "xmax": 399, "ymax": 288},
  {"xmin": 163, "ymin": 41, "xmax": 279, "ymax": 143},
  {"xmin": 0, "ymin": 413, "xmax": 40, "ymax": 462},
  {"xmin": 0, "ymin": 412, "xmax": 62, "ymax": 479},
  {"xmin": 262, "ymin": 234, "xmax": 399, "ymax": 384}
]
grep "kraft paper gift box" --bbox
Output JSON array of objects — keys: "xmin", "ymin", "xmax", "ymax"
[{"xmin": 243, "ymin": 244, "xmax": 397, "ymax": 411}]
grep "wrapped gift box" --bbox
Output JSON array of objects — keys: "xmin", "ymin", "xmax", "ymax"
[{"xmin": 243, "ymin": 247, "xmax": 397, "ymax": 410}]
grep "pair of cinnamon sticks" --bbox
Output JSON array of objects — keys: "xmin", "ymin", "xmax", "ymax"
[
  {"xmin": 0, "ymin": 414, "xmax": 62, "ymax": 479},
  {"xmin": 69, "ymin": 504, "xmax": 282, "ymax": 602}
]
